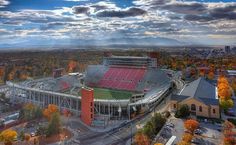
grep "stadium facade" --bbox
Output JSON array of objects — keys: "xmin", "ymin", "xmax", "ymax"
[{"xmin": 7, "ymin": 53, "xmax": 174, "ymax": 125}]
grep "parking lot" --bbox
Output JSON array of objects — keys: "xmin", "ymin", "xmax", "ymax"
[{"xmin": 154, "ymin": 116, "xmax": 223, "ymax": 145}]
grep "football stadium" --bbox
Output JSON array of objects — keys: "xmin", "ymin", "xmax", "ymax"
[{"xmin": 7, "ymin": 53, "xmax": 174, "ymax": 125}]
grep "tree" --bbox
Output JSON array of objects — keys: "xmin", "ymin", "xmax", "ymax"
[
  {"xmin": 24, "ymin": 134, "xmax": 30, "ymax": 141},
  {"xmin": 35, "ymin": 107, "xmax": 43, "ymax": 119},
  {"xmin": 207, "ymin": 71, "xmax": 214, "ymax": 80},
  {"xmin": 218, "ymin": 76, "xmax": 233, "ymax": 111},
  {"xmin": 154, "ymin": 143, "xmax": 163, "ymax": 145},
  {"xmin": 134, "ymin": 131, "xmax": 150, "ymax": 145},
  {"xmin": 220, "ymin": 99, "xmax": 234, "ymax": 111},
  {"xmin": 175, "ymin": 104, "xmax": 190, "ymax": 118},
  {"xmin": 33, "ymin": 137, "xmax": 39, "ymax": 145},
  {"xmin": 46, "ymin": 112, "xmax": 61, "ymax": 137},
  {"xmin": 184, "ymin": 119, "xmax": 199, "ymax": 133},
  {"xmin": 0, "ymin": 129, "xmax": 18, "ymax": 145},
  {"xmin": 177, "ymin": 141, "xmax": 190, "ymax": 145},
  {"xmin": 151, "ymin": 113, "xmax": 166, "ymax": 134},
  {"xmin": 182, "ymin": 133, "xmax": 193, "ymax": 142},
  {"xmin": 143, "ymin": 121, "xmax": 155, "ymax": 138},
  {"xmin": 223, "ymin": 121, "xmax": 236, "ymax": 145},
  {"xmin": 18, "ymin": 130, "xmax": 25, "ymax": 141},
  {"xmin": 43, "ymin": 104, "xmax": 58, "ymax": 120}
]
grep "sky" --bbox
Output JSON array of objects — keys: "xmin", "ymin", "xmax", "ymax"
[{"xmin": 0, "ymin": 0, "xmax": 236, "ymax": 48}]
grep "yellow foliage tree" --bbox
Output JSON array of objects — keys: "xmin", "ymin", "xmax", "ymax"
[
  {"xmin": 177, "ymin": 141, "xmax": 190, "ymax": 145},
  {"xmin": 0, "ymin": 129, "xmax": 18, "ymax": 145},
  {"xmin": 154, "ymin": 143, "xmax": 163, "ymax": 145}
]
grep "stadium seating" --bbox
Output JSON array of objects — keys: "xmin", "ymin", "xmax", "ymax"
[{"xmin": 97, "ymin": 67, "xmax": 146, "ymax": 91}]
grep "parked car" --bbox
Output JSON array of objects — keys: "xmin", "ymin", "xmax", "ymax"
[
  {"xmin": 191, "ymin": 138, "xmax": 200, "ymax": 144},
  {"xmin": 194, "ymin": 129, "xmax": 203, "ymax": 135},
  {"xmin": 225, "ymin": 108, "xmax": 236, "ymax": 116}
]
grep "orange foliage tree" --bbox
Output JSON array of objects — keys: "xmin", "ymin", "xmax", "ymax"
[
  {"xmin": 182, "ymin": 133, "xmax": 193, "ymax": 142},
  {"xmin": 217, "ymin": 76, "xmax": 233, "ymax": 110},
  {"xmin": 184, "ymin": 119, "xmax": 199, "ymax": 133},
  {"xmin": 177, "ymin": 140, "xmax": 190, "ymax": 145},
  {"xmin": 223, "ymin": 121, "xmax": 236, "ymax": 145},
  {"xmin": 0, "ymin": 129, "xmax": 18, "ymax": 145},
  {"xmin": 135, "ymin": 131, "xmax": 150, "ymax": 145},
  {"xmin": 68, "ymin": 60, "xmax": 77, "ymax": 73},
  {"xmin": 154, "ymin": 143, "xmax": 163, "ymax": 145},
  {"xmin": 24, "ymin": 133, "xmax": 30, "ymax": 141},
  {"xmin": 43, "ymin": 104, "xmax": 59, "ymax": 120}
]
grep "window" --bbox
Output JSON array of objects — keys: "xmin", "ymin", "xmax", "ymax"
[
  {"xmin": 90, "ymin": 102, "xmax": 93, "ymax": 107},
  {"xmin": 213, "ymin": 109, "xmax": 216, "ymax": 114},
  {"xmin": 191, "ymin": 104, "xmax": 196, "ymax": 111},
  {"xmin": 91, "ymin": 114, "xmax": 93, "ymax": 119},
  {"xmin": 199, "ymin": 106, "xmax": 202, "ymax": 112},
  {"xmin": 173, "ymin": 104, "xmax": 177, "ymax": 109},
  {"xmin": 91, "ymin": 108, "xmax": 93, "ymax": 112}
]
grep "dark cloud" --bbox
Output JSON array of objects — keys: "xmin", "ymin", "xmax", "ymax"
[
  {"xmin": 210, "ymin": 5, "xmax": 236, "ymax": 20},
  {"xmin": 162, "ymin": 3, "xmax": 207, "ymax": 15},
  {"xmin": 96, "ymin": 7, "xmax": 147, "ymax": 18},
  {"xmin": 184, "ymin": 14, "xmax": 213, "ymax": 22},
  {"xmin": 150, "ymin": 0, "xmax": 171, "ymax": 6},
  {"xmin": 72, "ymin": 6, "xmax": 90, "ymax": 14},
  {"xmin": 184, "ymin": 4, "xmax": 236, "ymax": 22}
]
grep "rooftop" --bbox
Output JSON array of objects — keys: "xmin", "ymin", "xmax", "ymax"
[{"xmin": 172, "ymin": 77, "xmax": 218, "ymax": 105}]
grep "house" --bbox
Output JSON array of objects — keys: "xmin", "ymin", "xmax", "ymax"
[{"xmin": 170, "ymin": 77, "xmax": 220, "ymax": 118}]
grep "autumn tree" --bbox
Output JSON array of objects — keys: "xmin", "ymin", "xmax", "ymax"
[
  {"xmin": 154, "ymin": 143, "xmax": 163, "ymax": 145},
  {"xmin": 0, "ymin": 129, "xmax": 18, "ymax": 145},
  {"xmin": 218, "ymin": 76, "xmax": 233, "ymax": 110},
  {"xmin": 207, "ymin": 71, "xmax": 214, "ymax": 80},
  {"xmin": 43, "ymin": 104, "xmax": 58, "ymax": 120},
  {"xmin": 182, "ymin": 133, "xmax": 193, "ymax": 142},
  {"xmin": 223, "ymin": 121, "xmax": 236, "ymax": 145},
  {"xmin": 135, "ymin": 131, "xmax": 150, "ymax": 145},
  {"xmin": 20, "ymin": 103, "xmax": 42, "ymax": 121},
  {"xmin": 24, "ymin": 133, "xmax": 31, "ymax": 145},
  {"xmin": 177, "ymin": 141, "xmax": 190, "ymax": 145},
  {"xmin": 184, "ymin": 119, "xmax": 199, "ymax": 133}
]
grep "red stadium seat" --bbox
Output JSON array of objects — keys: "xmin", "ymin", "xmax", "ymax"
[{"xmin": 97, "ymin": 67, "xmax": 146, "ymax": 91}]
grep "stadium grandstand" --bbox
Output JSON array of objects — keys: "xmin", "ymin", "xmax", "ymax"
[{"xmin": 7, "ymin": 53, "xmax": 174, "ymax": 126}]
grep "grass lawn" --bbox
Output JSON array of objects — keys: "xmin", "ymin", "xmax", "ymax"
[{"xmin": 79, "ymin": 88, "xmax": 132, "ymax": 100}]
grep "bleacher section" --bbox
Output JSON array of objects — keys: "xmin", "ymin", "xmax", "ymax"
[
  {"xmin": 22, "ymin": 75, "xmax": 80, "ymax": 92},
  {"xmin": 136, "ymin": 69, "xmax": 171, "ymax": 92},
  {"xmin": 97, "ymin": 67, "xmax": 146, "ymax": 91},
  {"xmin": 85, "ymin": 65, "xmax": 108, "ymax": 87}
]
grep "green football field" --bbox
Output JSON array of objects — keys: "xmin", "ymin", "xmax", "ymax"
[{"xmin": 79, "ymin": 88, "xmax": 133, "ymax": 100}]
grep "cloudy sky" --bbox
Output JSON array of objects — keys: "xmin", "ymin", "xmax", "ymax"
[{"xmin": 0, "ymin": 0, "xmax": 236, "ymax": 48}]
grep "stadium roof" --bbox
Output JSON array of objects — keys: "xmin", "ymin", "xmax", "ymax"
[{"xmin": 172, "ymin": 77, "xmax": 218, "ymax": 105}]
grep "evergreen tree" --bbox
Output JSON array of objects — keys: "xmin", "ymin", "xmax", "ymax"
[{"xmin": 46, "ymin": 112, "xmax": 61, "ymax": 137}]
